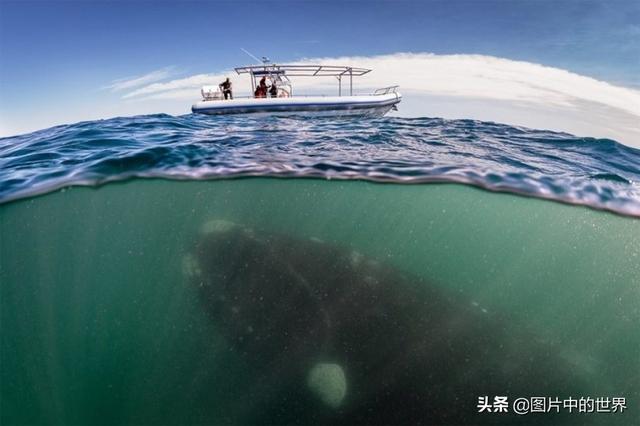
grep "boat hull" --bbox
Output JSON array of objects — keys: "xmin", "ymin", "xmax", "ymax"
[{"xmin": 191, "ymin": 93, "xmax": 401, "ymax": 118}]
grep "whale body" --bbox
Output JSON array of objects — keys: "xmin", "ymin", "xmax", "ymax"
[{"xmin": 185, "ymin": 220, "xmax": 591, "ymax": 425}]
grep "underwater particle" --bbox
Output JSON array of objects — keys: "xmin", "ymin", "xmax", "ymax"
[
  {"xmin": 350, "ymin": 250, "xmax": 364, "ymax": 266},
  {"xmin": 182, "ymin": 254, "xmax": 201, "ymax": 278},
  {"xmin": 201, "ymin": 219, "xmax": 238, "ymax": 234},
  {"xmin": 307, "ymin": 363, "xmax": 347, "ymax": 409}
]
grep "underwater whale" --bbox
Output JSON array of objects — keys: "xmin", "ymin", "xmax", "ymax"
[{"xmin": 184, "ymin": 220, "xmax": 592, "ymax": 425}]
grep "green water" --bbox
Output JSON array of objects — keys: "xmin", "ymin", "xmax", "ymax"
[{"xmin": 1, "ymin": 178, "xmax": 638, "ymax": 425}]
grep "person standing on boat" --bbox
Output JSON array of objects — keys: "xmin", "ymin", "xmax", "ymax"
[
  {"xmin": 253, "ymin": 76, "xmax": 268, "ymax": 98},
  {"xmin": 219, "ymin": 78, "xmax": 233, "ymax": 100},
  {"xmin": 259, "ymin": 76, "xmax": 268, "ymax": 93},
  {"xmin": 269, "ymin": 81, "xmax": 278, "ymax": 98}
]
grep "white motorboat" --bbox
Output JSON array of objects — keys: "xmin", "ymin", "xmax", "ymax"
[{"xmin": 192, "ymin": 63, "xmax": 401, "ymax": 117}]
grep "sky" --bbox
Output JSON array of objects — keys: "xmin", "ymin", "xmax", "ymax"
[{"xmin": 0, "ymin": 0, "xmax": 639, "ymax": 146}]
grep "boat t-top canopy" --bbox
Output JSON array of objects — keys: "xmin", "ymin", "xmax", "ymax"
[
  {"xmin": 235, "ymin": 64, "xmax": 371, "ymax": 77},
  {"xmin": 234, "ymin": 64, "xmax": 372, "ymax": 96}
]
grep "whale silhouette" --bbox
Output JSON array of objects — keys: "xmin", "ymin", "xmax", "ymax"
[{"xmin": 184, "ymin": 220, "xmax": 592, "ymax": 425}]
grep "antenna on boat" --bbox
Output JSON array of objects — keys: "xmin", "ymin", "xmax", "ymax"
[{"xmin": 240, "ymin": 48, "xmax": 269, "ymax": 65}]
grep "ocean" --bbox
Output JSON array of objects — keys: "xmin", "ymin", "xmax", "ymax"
[{"xmin": 1, "ymin": 114, "xmax": 638, "ymax": 425}]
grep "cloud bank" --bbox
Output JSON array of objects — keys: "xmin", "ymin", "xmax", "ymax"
[
  {"xmin": 3, "ymin": 53, "xmax": 638, "ymax": 147},
  {"xmin": 125, "ymin": 53, "xmax": 640, "ymax": 115},
  {"xmin": 117, "ymin": 53, "xmax": 640, "ymax": 146}
]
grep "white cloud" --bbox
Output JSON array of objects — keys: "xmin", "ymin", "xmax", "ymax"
[
  {"xmin": 122, "ymin": 73, "xmax": 230, "ymax": 98},
  {"xmin": 105, "ymin": 67, "xmax": 176, "ymax": 92},
  {"xmin": 117, "ymin": 53, "xmax": 640, "ymax": 146},
  {"xmin": 122, "ymin": 71, "xmax": 251, "ymax": 99},
  {"xmin": 124, "ymin": 53, "xmax": 640, "ymax": 114},
  {"xmin": 302, "ymin": 53, "xmax": 640, "ymax": 117},
  {"xmin": 4, "ymin": 53, "xmax": 640, "ymax": 147}
]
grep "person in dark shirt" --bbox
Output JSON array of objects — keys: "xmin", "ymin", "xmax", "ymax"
[
  {"xmin": 219, "ymin": 78, "xmax": 233, "ymax": 100},
  {"xmin": 269, "ymin": 82, "xmax": 278, "ymax": 98}
]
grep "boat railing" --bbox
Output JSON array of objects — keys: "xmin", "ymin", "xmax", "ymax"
[
  {"xmin": 373, "ymin": 85, "xmax": 399, "ymax": 95},
  {"xmin": 201, "ymin": 90, "xmax": 401, "ymax": 101},
  {"xmin": 200, "ymin": 94, "xmax": 335, "ymax": 101}
]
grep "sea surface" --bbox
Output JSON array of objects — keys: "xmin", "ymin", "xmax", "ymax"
[{"xmin": 1, "ymin": 114, "xmax": 639, "ymax": 425}]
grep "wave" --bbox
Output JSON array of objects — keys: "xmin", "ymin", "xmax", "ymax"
[{"xmin": 1, "ymin": 114, "xmax": 639, "ymax": 216}]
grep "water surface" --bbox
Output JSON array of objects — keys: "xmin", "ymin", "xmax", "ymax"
[{"xmin": 1, "ymin": 115, "xmax": 639, "ymax": 425}]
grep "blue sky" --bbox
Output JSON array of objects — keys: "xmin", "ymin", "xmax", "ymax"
[{"xmin": 1, "ymin": 0, "xmax": 639, "ymax": 143}]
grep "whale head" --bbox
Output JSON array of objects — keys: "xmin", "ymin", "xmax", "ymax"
[{"xmin": 187, "ymin": 220, "xmax": 328, "ymax": 364}]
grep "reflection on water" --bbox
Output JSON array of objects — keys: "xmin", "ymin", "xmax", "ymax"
[{"xmin": 1, "ymin": 178, "xmax": 638, "ymax": 425}]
